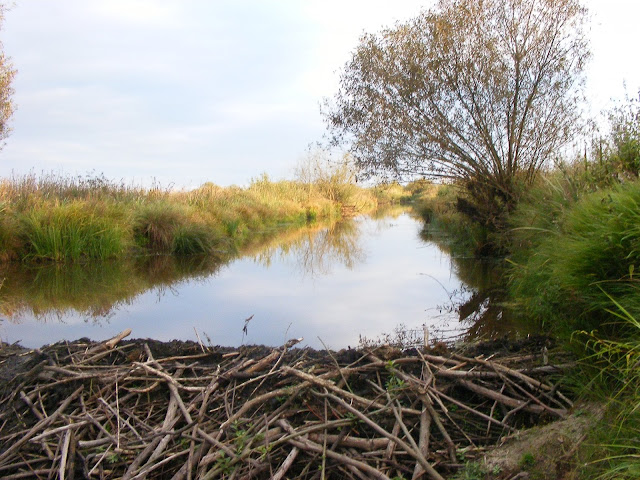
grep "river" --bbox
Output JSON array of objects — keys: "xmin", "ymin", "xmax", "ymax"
[{"xmin": 0, "ymin": 209, "xmax": 529, "ymax": 349}]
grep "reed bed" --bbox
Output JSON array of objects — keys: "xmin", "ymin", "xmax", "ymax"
[
  {"xmin": 0, "ymin": 173, "xmax": 393, "ymax": 263},
  {"xmin": 0, "ymin": 331, "xmax": 574, "ymax": 479}
]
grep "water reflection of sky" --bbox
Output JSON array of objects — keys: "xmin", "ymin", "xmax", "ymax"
[{"xmin": 0, "ymin": 213, "xmax": 468, "ymax": 349}]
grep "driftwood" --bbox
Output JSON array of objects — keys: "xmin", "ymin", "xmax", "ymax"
[{"xmin": 0, "ymin": 330, "xmax": 574, "ymax": 479}]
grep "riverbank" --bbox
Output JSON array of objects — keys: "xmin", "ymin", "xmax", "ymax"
[
  {"xmin": 0, "ymin": 331, "xmax": 577, "ymax": 479},
  {"xmin": 0, "ymin": 173, "xmax": 409, "ymax": 263},
  {"xmin": 413, "ymin": 171, "xmax": 640, "ymax": 479}
]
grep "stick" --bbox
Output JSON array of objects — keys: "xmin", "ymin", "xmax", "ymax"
[
  {"xmin": 430, "ymin": 388, "xmax": 516, "ymax": 432},
  {"xmin": 282, "ymin": 366, "xmax": 420, "ymax": 415},
  {"xmin": 318, "ymin": 392, "xmax": 445, "ymax": 480},
  {"xmin": 424, "ymin": 401, "xmax": 456, "ymax": 464},
  {"xmin": 83, "ymin": 329, "xmax": 132, "ymax": 357},
  {"xmin": 271, "ymin": 447, "xmax": 299, "ymax": 480},
  {"xmin": 0, "ymin": 385, "xmax": 83, "ymax": 465},
  {"xmin": 412, "ymin": 399, "xmax": 432, "ymax": 480},
  {"xmin": 59, "ymin": 428, "xmax": 71, "ymax": 480},
  {"xmin": 278, "ymin": 419, "xmax": 393, "ymax": 480},
  {"xmin": 457, "ymin": 379, "xmax": 565, "ymax": 416}
]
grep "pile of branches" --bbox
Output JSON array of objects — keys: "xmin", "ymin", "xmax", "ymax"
[{"xmin": 0, "ymin": 330, "xmax": 574, "ymax": 479}]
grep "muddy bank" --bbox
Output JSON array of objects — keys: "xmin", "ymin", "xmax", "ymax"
[{"xmin": 0, "ymin": 332, "xmax": 577, "ymax": 479}]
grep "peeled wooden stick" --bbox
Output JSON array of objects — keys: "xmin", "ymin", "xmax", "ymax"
[
  {"xmin": 308, "ymin": 433, "xmax": 390, "ymax": 450},
  {"xmin": 457, "ymin": 379, "xmax": 566, "ymax": 416},
  {"xmin": 453, "ymin": 353, "xmax": 553, "ymax": 392},
  {"xmin": 20, "ymin": 391, "xmax": 44, "ymax": 421},
  {"xmin": 383, "ymin": 419, "xmax": 402, "ymax": 475},
  {"xmin": 424, "ymin": 401, "xmax": 456, "ymax": 463},
  {"xmin": 271, "ymin": 446, "xmax": 299, "ymax": 480},
  {"xmin": 282, "ymin": 366, "xmax": 420, "ymax": 415},
  {"xmin": 84, "ymin": 329, "xmax": 132, "ymax": 356},
  {"xmin": 121, "ymin": 394, "xmax": 179, "ymax": 480},
  {"xmin": 411, "ymin": 400, "xmax": 432, "ymax": 480},
  {"xmin": 278, "ymin": 419, "xmax": 393, "ymax": 480},
  {"xmin": 59, "ymin": 429, "xmax": 71, "ymax": 480},
  {"xmin": 430, "ymin": 388, "xmax": 516, "ymax": 432},
  {"xmin": 218, "ymin": 381, "xmax": 311, "ymax": 432},
  {"xmin": 244, "ymin": 351, "xmax": 280, "ymax": 374}
]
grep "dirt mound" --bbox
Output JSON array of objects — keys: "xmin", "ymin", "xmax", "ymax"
[{"xmin": 481, "ymin": 403, "xmax": 604, "ymax": 479}]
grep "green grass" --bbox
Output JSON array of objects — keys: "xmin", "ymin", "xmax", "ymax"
[
  {"xmin": 21, "ymin": 202, "xmax": 129, "ymax": 262},
  {"xmin": 504, "ymin": 167, "xmax": 640, "ymax": 479},
  {"xmin": 568, "ymin": 296, "xmax": 640, "ymax": 480},
  {"xmin": 0, "ymin": 173, "xmax": 396, "ymax": 263},
  {"xmin": 508, "ymin": 179, "xmax": 640, "ymax": 337}
]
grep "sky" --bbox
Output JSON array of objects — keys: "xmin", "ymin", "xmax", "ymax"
[{"xmin": 0, "ymin": 0, "xmax": 639, "ymax": 189}]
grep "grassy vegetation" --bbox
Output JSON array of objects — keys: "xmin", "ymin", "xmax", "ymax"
[
  {"xmin": 0, "ymin": 219, "xmax": 343, "ymax": 322},
  {"xmin": 505, "ymin": 172, "xmax": 640, "ymax": 479},
  {"xmin": 413, "ymin": 181, "xmax": 495, "ymax": 257},
  {"xmin": 508, "ymin": 178, "xmax": 640, "ymax": 333},
  {"xmin": 0, "ymin": 172, "xmax": 401, "ymax": 263},
  {"xmin": 570, "ymin": 299, "xmax": 640, "ymax": 480},
  {"xmin": 411, "ymin": 94, "xmax": 640, "ymax": 478}
]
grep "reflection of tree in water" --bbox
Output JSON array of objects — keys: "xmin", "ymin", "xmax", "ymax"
[
  {"xmin": 0, "ymin": 254, "xmax": 231, "ymax": 324},
  {"xmin": 421, "ymin": 227, "xmax": 534, "ymax": 341},
  {"xmin": 250, "ymin": 219, "xmax": 366, "ymax": 278},
  {"xmin": 294, "ymin": 220, "xmax": 365, "ymax": 278}
]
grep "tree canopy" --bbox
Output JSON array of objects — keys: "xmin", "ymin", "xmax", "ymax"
[{"xmin": 325, "ymin": 0, "xmax": 589, "ymax": 220}]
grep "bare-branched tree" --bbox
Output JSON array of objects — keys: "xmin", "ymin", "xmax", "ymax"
[{"xmin": 324, "ymin": 0, "xmax": 590, "ymax": 225}]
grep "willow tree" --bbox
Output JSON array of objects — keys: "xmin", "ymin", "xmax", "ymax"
[{"xmin": 325, "ymin": 0, "xmax": 589, "ymax": 225}]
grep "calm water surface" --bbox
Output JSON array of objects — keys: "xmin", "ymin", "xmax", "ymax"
[{"xmin": 0, "ymin": 211, "xmax": 525, "ymax": 349}]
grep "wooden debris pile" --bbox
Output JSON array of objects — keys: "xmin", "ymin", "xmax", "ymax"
[{"xmin": 0, "ymin": 330, "xmax": 574, "ymax": 479}]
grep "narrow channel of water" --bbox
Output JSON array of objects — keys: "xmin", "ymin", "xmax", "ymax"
[{"xmin": 0, "ymin": 209, "xmax": 530, "ymax": 349}]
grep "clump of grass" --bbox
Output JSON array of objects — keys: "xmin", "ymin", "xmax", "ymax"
[
  {"xmin": 567, "ymin": 295, "xmax": 640, "ymax": 480},
  {"xmin": 133, "ymin": 201, "xmax": 186, "ymax": 252},
  {"xmin": 173, "ymin": 224, "xmax": 218, "ymax": 255},
  {"xmin": 578, "ymin": 404, "xmax": 640, "ymax": 480},
  {"xmin": 508, "ymin": 179, "xmax": 640, "ymax": 336},
  {"xmin": 133, "ymin": 202, "xmax": 222, "ymax": 255},
  {"xmin": 0, "ymin": 203, "xmax": 23, "ymax": 261},
  {"xmin": 21, "ymin": 202, "xmax": 128, "ymax": 262}
]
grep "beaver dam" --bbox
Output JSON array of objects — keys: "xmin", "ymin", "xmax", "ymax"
[{"xmin": 0, "ymin": 329, "xmax": 576, "ymax": 480}]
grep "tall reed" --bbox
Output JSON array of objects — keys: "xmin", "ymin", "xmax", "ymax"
[{"xmin": 0, "ymin": 173, "xmax": 389, "ymax": 263}]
